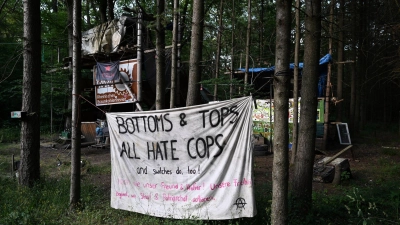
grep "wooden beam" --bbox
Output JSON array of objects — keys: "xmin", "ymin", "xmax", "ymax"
[{"xmin": 324, "ymin": 145, "xmax": 353, "ymax": 165}]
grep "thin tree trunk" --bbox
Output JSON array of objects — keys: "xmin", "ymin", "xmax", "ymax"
[
  {"xmin": 186, "ymin": 0, "xmax": 204, "ymax": 106},
  {"xmin": 291, "ymin": 0, "xmax": 321, "ymax": 214},
  {"xmin": 258, "ymin": 0, "xmax": 264, "ymax": 64},
  {"xmin": 137, "ymin": 6, "xmax": 142, "ymax": 103},
  {"xmin": 85, "ymin": 0, "xmax": 91, "ymax": 27},
  {"xmin": 107, "ymin": 0, "xmax": 114, "ymax": 20},
  {"xmin": 99, "ymin": 0, "xmax": 107, "ymax": 23},
  {"xmin": 323, "ymin": 0, "xmax": 335, "ymax": 151},
  {"xmin": 214, "ymin": 0, "xmax": 224, "ymax": 101},
  {"xmin": 156, "ymin": 0, "xmax": 165, "ymax": 109},
  {"xmin": 70, "ymin": 0, "xmax": 82, "ymax": 210},
  {"xmin": 52, "ymin": 0, "xmax": 58, "ymax": 12},
  {"xmin": 271, "ymin": 1, "xmax": 291, "ymax": 224},
  {"xmin": 336, "ymin": 0, "xmax": 344, "ymax": 122},
  {"xmin": 66, "ymin": 0, "xmax": 73, "ymax": 131},
  {"xmin": 170, "ymin": 0, "xmax": 179, "ymax": 108},
  {"xmin": 291, "ymin": 0, "xmax": 301, "ymax": 165},
  {"xmin": 230, "ymin": 0, "xmax": 235, "ymax": 99},
  {"xmin": 349, "ymin": 0, "xmax": 357, "ymax": 132},
  {"xmin": 244, "ymin": 0, "xmax": 251, "ymax": 95},
  {"xmin": 176, "ymin": 1, "xmax": 188, "ymax": 106},
  {"xmin": 19, "ymin": 0, "xmax": 41, "ymax": 187}
]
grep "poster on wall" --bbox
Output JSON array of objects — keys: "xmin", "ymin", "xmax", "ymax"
[
  {"xmin": 252, "ymin": 98, "xmax": 325, "ymax": 142},
  {"xmin": 94, "ymin": 59, "xmax": 137, "ymax": 106},
  {"xmin": 252, "ymin": 99, "xmax": 300, "ymax": 143},
  {"xmin": 106, "ymin": 97, "xmax": 256, "ymax": 219}
]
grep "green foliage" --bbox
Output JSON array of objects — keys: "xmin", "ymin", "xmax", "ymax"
[
  {"xmin": 0, "ymin": 176, "xmax": 271, "ymax": 225},
  {"xmin": 341, "ymin": 171, "xmax": 352, "ymax": 181},
  {"xmin": 0, "ymin": 127, "xmax": 20, "ymax": 143},
  {"xmin": 344, "ymin": 188, "xmax": 389, "ymax": 225}
]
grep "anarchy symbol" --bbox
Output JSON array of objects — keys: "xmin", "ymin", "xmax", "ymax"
[{"xmin": 233, "ymin": 197, "xmax": 247, "ymax": 210}]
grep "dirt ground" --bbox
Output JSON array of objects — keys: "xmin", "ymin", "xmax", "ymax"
[{"xmin": 38, "ymin": 134, "xmax": 398, "ymax": 194}]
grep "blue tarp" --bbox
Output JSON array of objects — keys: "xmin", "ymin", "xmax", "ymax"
[
  {"xmin": 238, "ymin": 54, "xmax": 332, "ymax": 97},
  {"xmin": 238, "ymin": 53, "xmax": 331, "ymax": 73}
]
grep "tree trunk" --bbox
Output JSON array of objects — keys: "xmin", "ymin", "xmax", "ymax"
[
  {"xmin": 323, "ymin": 0, "xmax": 335, "ymax": 151},
  {"xmin": 271, "ymin": 1, "xmax": 291, "ymax": 224},
  {"xmin": 107, "ymin": 0, "xmax": 114, "ymax": 21},
  {"xmin": 291, "ymin": 0, "xmax": 321, "ymax": 214},
  {"xmin": 85, "ymin": 0, "xmax": 91, "ymax": 27},
  {"xmin": 19, "ymin": 0, "xmax": 41, "ymax": 187},
  {"xmin": 244, "ymin": 0, "xmax": 251, "ymax": 95},
  {"xmin": 336, "ymin": 0, "xmax": 344, "ymax": 122},
  {"xmin": 258, "ymin": 0, "xmax": 264, "ymax": 64},
  {"xmin": 66, "ymin": 0, "xmax": 73, "ymax": 131},
  {"xmin": 156, "ymin": 0, "xmax": 165, "ymax": 109},
  {"xmin": 136, "ymin": 6, "xmax": 142, "ymax": 103},
  {"xmin": 186, "ymin": 0, "xmax": 204, "ymax": 106},
  {"xmin": 52, "ymin": 0, "xmax": 58, "ymax": 12},
  {"xmin": 349, "ymin": 0, "xmax": 357, "ymax": 133},
  {"xmin": 229, "ymin": 0, "xmax": 235, "ymax": 99},
  {"xmin": 291, "ymin": 0, "xmax": 301, "ymax": 165},
  {"xmin": 170, "ymin": 0, "xmax": 179, "ymax": 108},
  {"xmin": 213, "ymin": 0, "xmax": 224, "ymax": 101},
  {"xmin": 98, "ymin": 0, "xmax": 107, "ymax": 23},
  {"xmin": 176, "ymin": 0, "xmax": 189, "ymax": 106},
  {"xmin": 70, "ymin": 0, "xmax": 82, "ymax": 210}
]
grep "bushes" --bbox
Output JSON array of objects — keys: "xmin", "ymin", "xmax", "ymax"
[{"xmin": 0, "ymin": 127, "xmax": 20, "ymax": 143}]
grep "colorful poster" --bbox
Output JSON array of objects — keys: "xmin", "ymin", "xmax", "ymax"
[
  {"xmin": 106, "ymin": 97, "xmax": 256, "ymax": 219},
  {"xmin": 94, "ymin": 59, "xmax": 137, "ymax": 106},
  {"xmin": 252, "ymin": 98, "xmax": 325, "ymax": 143}
]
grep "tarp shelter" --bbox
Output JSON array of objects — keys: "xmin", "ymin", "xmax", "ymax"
[{"xmin": 238, "ymin": 54, "xmax": 332, "ymax": 98}]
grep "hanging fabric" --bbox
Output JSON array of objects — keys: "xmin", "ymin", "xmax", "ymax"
[{"xmin": 96, "ymin": 61, "xmax": 120, "ymax": 81}]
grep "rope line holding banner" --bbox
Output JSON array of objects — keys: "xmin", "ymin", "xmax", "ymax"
[{"xmin": 72, "ymin": 94, "xmax": 107, "ymax": 114}]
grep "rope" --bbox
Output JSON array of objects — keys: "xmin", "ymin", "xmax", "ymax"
[
  {"xmin": 73, "ymin": 94, "xmax": 107, "ymax": 114},
  {"xmin": 274, "ymin": 70, "xmax": 291, "ymax": 76},
  {"xmin": 71, "ymin": 94, "xmax": 106, "ymax": 128}
]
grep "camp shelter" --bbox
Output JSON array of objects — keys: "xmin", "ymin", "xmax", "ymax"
[
  {"xmin": 60, "ymin": 15, "xmax": 178, "ymax": 121},
  {"xmin": 236, "ymin": 53, "xmax": 332, "ymax": 99},
  {"xmin": 238, "ymin": 54, "xmax": 333, "ymax": 151}
]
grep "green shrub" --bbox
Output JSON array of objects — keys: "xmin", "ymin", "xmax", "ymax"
[{"xmin": 0, "ymin": 127, "xmax": 20, "ymax": 143}]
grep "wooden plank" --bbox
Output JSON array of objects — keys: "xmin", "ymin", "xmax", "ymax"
[{"xmin": 323, "ymin": 145, "xmax": 353, "ymax": 165}]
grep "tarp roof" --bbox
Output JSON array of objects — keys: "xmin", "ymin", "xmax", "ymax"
[{"xmin": 238, "ymin": 54, "xmax": 332, "ymax": 73}]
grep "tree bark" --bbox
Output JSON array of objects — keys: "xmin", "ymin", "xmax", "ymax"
[
  {"xmin": 107, "ymin": 0, "xmax": 114, "ymax": 21},
  {"xmin": 85, "ymin": 0, "xmax": 91, "ymax": 27},
  {"xmin": 244, "ymin": 0, "xmax": 251, "ymax": 95},
  {"xmin": 156, "ymin": 0, "xmax": 165, "ymax": 109},
  {"xmin": 323, "ymin": 0, "xmax": 335, "ymax": 151},
  {"xmin": 336, "ymin": 0, "xmax": 344, "ymax": 122},
  {"xmin": 19, "ymin": 0, "xmax": 41, "ymax": 187},
  {"xmin": 213, "ymin": 0, "xmax": 224, "ymax": 101},
  {"xmin": 186, "ymin": 0, "xmax": 204, "ymax": 106},
  {"xmin": 66, "ymin": 0, "xmax": 73, "ymax": 131},
  {"xmin": 98, "ymin": 0, "xmax": 107, "ymax": 23},
  {"xmin": 291, "ymin": 0, "xmax": 321, "ymax": 214},
  {"xmin": 271, "ymin": 1, "xmax": 291, "ymax": 224},
  {"xmin": 52, "ymin": 0, "xmax": 58, "ymax": 12},
  {"xmin": 229, "ymin": 0, "xmax": 235, "ymax": 99},
  {"xmin": 170, "ymin": 0, "xmax": 179, "ymax": 108},
  {"xmin": 70, "ymin": 0, "xmax": 82, "ymax": 210},
  {"xmin": 291, "ymin": 0, "xmax": 301, "ymax": 165},
  {"xmin": 349, "ymin": 0, "xmax": 357, "ymax": 133}
]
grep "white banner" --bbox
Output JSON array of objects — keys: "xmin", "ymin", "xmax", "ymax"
[{"xmin": 106, "ymin": 97, "xmax": 256, "ymax": 219}]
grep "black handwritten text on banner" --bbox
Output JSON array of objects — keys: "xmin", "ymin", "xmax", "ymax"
[{"xmin": 106, "ymin": 97, "xmax": 256, "ymax": 219}]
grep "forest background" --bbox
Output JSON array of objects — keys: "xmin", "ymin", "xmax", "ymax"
[{"xmin": 1, "ymin": 0, "xmax": 400, "ymax": 224}]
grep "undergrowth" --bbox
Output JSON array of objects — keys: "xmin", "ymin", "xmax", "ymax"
[{"xmin": 1, "ymin": 125, "xmax": 400, "ymax": 224}]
